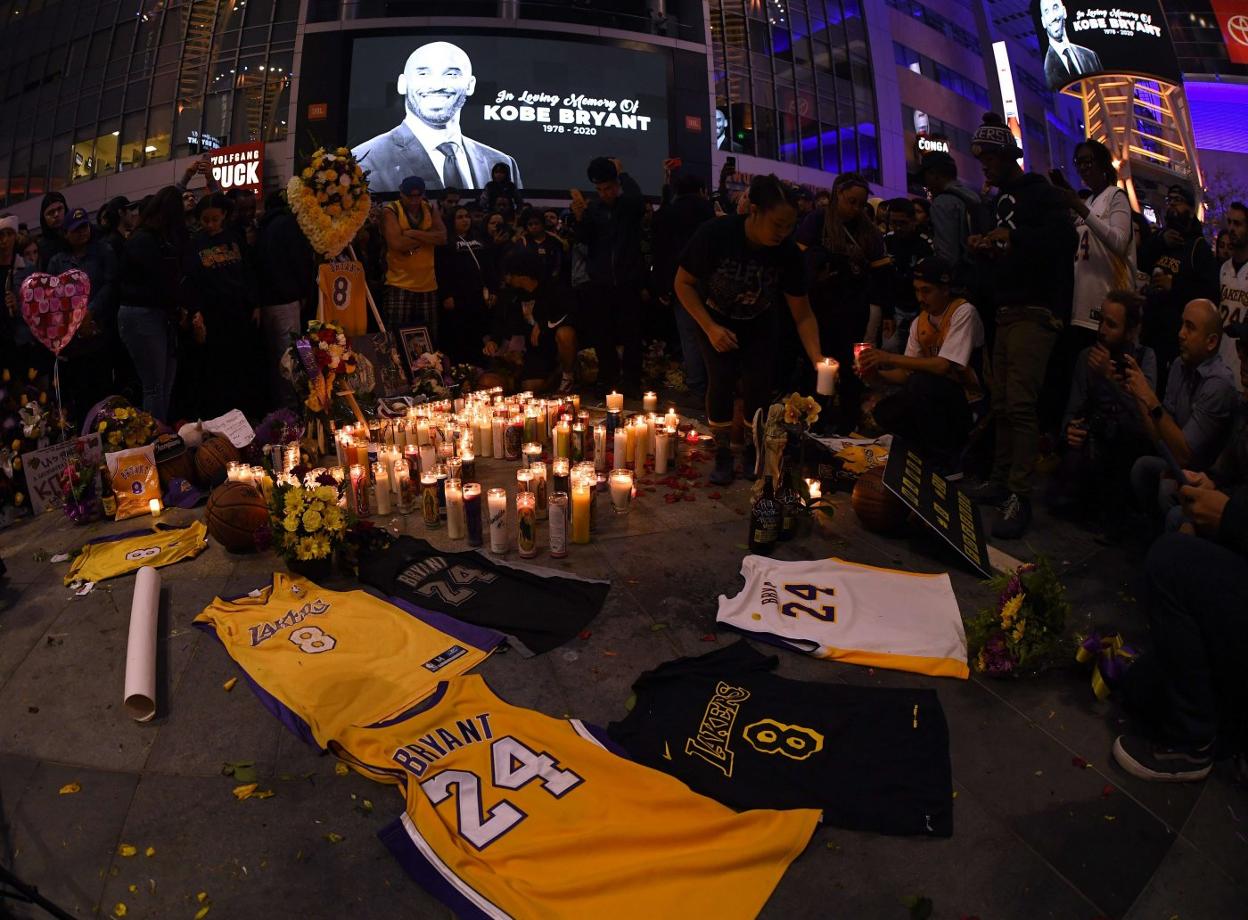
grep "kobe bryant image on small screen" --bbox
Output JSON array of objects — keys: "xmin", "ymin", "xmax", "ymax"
[
  {"xmin": 1038, "ymin": 0, "xmax": 1104, "ymax": 88},
  {"xmin": 352, "ymin": 40, "xmax": 522, "ymax": 194}
]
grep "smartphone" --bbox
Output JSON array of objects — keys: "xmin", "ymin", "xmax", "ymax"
[{"xmin": 1156, "ymin": 439, "xmax": 1193, "ymax": 486}]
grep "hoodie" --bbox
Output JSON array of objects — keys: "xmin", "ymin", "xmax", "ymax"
[
  {"xmin": 37, "ymin": 191, "xmax": 68, "ymax": 270},
  {"xmin": 982, "ymin": 171, "xmax": 1076, "ymax": 317},
  {"xmin": 572, "ymin": 173, "xmax": 646, "ymax": 287},
  {"xmin": 930, "ymin": 180, "xmax": 984, "ymax": 275}
]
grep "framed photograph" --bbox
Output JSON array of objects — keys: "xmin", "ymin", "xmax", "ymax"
[
  {"xmin": 349, "ymin": 332, "xmax": 410, "ymax": 397},
  {"xmin": 399, "ymin": 325, "xmax": 434, "ymax": 374}
]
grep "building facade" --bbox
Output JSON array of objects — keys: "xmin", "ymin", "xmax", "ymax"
[{"xmin": 0, "ymin": 0, "xmax": 1234, "ymax": 226}]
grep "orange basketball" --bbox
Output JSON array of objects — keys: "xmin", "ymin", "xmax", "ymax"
[
  {"xmin": 194, "ymin": 435, "xmax": 240, "ymax": 488},
  {"xmin": 205, "ymin": 482, "xmax": 270, "ymax": 553},
  {"xmin": 851, "ymin": 467, "xmax": 908, "ymax": 534}
]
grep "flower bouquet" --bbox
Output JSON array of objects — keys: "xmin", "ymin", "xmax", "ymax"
[
  {"xmin": 95, "ymin": 401, "xmax": 157, "ymax": 452},
  {"xmin": 754, "ymin": 392, "xmax": 820, "ymax": 494},
  {"xmin": 287, "ymin": 146, "xmax": 371, "ymax": 259},
  {"xmin": 268, "ymin": 477, "xmax": 351, "ymax": 579},
  {"xmin": 410, "ymin": 352, "xmax": 450, "ymax": 401},
  {"xmin": 288, "ymin": 319, "xmax": 359, "ymax": 458},
  {"xmin": 60, "ymin": 451, "xmax": 101, "ymax": 525},
  {"xmin": 968, "ymin": 558, "xmax": 1070, "ymax": 678}
]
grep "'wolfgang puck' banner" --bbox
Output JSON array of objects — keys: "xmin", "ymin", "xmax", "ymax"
[{"xmin": 209, "ymin": 142, "xmax": 264, "ymax": 193}]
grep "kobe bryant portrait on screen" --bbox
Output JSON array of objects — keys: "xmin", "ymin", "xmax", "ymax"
[
  {"xmin": 1038, "ymin": 0, "xmax": 1104, "ymax": 89},
  {"xmin": 352, "ymin": 40, "xmax": 522, "ymax": 195}
]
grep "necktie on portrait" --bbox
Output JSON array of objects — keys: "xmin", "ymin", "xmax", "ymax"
[
  {"xmin": 437, "ymin": 141, "xmax": 466, "ymax": 189},
  {"xmin": 1064, "ymin": 48, "xmax": 1078, "ymax": 75}
]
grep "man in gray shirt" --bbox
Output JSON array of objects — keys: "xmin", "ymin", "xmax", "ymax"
[{"xmin": 1127, "ymin": 299, "xmax": 1239, "ymax": 517}]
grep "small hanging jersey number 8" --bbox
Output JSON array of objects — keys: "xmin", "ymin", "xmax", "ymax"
[{"xmin": 317, "ymin": 261, "xmax": 367, "ymax": 336}]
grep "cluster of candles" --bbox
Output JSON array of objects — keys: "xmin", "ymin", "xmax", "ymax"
[
  {"xmin": 226, "ymin": 461, "xmax": 277, "ymax": 501},
  {"xmin": 249, "ymin": 387, "xmax": 691, "ymax": 557}
]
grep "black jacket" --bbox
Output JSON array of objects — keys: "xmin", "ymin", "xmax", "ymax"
[
  {"xmin": 572, "ymin": 173, "xmax": 646, "ymax": 286},
  {"xmin": 981, "ymin": 172, "xmax": 1077, "ymax": 316},
  {"xmin": 183, "ymin": 227, "xmax": 257, "ymax": 316},
  {"xmin": 254, "ymin": 205, "xmax": 317, "ymax": 307},
  {"xmin": 119, "ymin": 227, "xmax": 184, "ymax": 311},
  {"xmin": 652, "ymin": 194, "xmax": 715, "ymax": 297},
  {"xmin": 436, "ymin": 235, "xmax": 496, "ymax": 314}
]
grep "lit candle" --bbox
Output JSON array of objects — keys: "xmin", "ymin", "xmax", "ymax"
[
  {"xmin": 664, "ymin": 407, "xmax": 679, "ymax": 430},
  {"xmin": 614, "ymin": 427, "xmax": 628, "ymax": 470},
  {"xmin": 571, "ymin": 475, "xmax": 591, "ymax": 544},
  {"xmin": 421, "ymin": 474, "xmax": 441, "ymax": 529},
  {"xmin": 350, "ymin": 463, "xmax": 369, "ymax": 517},
  {"xmin": 491, "ymin": 412, "xmax": 506, "ymax": 458},
  {"xmin": 446, "ymin": 478, "xmax": 466, "ymax": 539},
  {"xmin": 416, "ymin": 418, "xmax": 431, "ymax": 447},
  {"xmin": 593, "ymin": 424, "xmax": 607, "ymax": 472},
  {"xmin": 570, "ymin": 393, "xmax": 581, "ymax": 412},
  {"xmin": 464, "ymin": 482, "xmax": 483, "ymax": 547},
  {"xmin": 548, "ymin": 491, "xmax": 569, "ymax": 558},
  {"xmin": 643, "ymin": 391, "xmax": 658, "ymax": 413},
  {"xmin": 258, "ymin": 468, "xmax": 274, "ymax": 502},
  {"xmin": 226, "ymin": 461, "xmax": 241, "ymax": 482},
  {"xmin": 149, "ymin": 497, "xmax": 162, "ymax": 516},
  {"xmin": 487, "ymin": 487, "xmax": 508, "ymax": 554},
  {"xmin": 476, "ymin": 414, "xmax": 492, "ymax": 458},
  {"xmin": 555, "ymin": 421, "xmax": 571, "ymax": 459},
  {"xmin": 373, "ymin": 462, "xmax": 391, "ymax": 515},
  {"xmin": 523, "ymin": 442, "xmax": 543, "ymax": 467},
  {"xmin": 394, "ymin": 458, "xmax": 415, "ymax": 514},
  {"xmin": 816, "ymin": 357, "xmax": 839, "ymax": 396},
  {"xmin": 504, "ymin": 415, "xmax": 524, "ymax": 461},
  {"xmin": 605, "ymin": 391, "xmax": 624, "ymax": 411},
  {"xmin": 334, "ymin": 432, "xmax": 349, "ymax": 468},
  {"xmin": 853, "ymin": 342, "xmax": 872, "ymax": 376},
  {"xmin": 524, "ymin": 406, "xmax": 540, "ymax": 444},
  {"xmin": 394, "ymin": 421, "xmax": 407, "ymax": 452},
  {"xmin": 610, "ymin": 468, "xmax": 634, "ymax": 514},
  {"xmin": 552, "ymin": 458, "xmax": 570, "ymax": 496},
  {"xmin": 605, "ymin": 408, "xmax": 621, "ymax": 440},
  {"xmin": 805, "ymin": 478, "xmax": 822, "ymax": 501},
  {"xmin": 655, "ymin": 425, "xmax": 672, "ymax": 475},
  {"xmin": 419, "ymin": 443, "xmax": 437, "ymax": 476},
  {"xmin": 516, "ymin": 468, "xmax": 533, "ymax": 493},
  {"xmin": 516, "ymin": 491, "xmax": 537, "ymax": 558},
  {"xmin": 570, "ymin": 423, "xmax": 586, "ymax": 463},
  {"xmin": 530, "ymin": 460, "xmax": 548, "ymax": 519},
  {"xmin": 460, "ymin": 449, "xmax": 476, "ymax": 482}
]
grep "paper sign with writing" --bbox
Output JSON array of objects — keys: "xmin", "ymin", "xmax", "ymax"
[
  {"xmin": 881, "ymin": 438, "xmax": 991, "ymax": 578},
  {"xmin": 203, "ymin": 409, "xmax": 255, "ymax": 448},
  {"xmin": 21, "ymin": 434, "xmax": 103, "ymax": 515}
]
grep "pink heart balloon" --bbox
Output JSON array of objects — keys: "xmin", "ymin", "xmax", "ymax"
[{"xmin": 20, "ymin": 270, "xmax": 91, "ymax": 356}]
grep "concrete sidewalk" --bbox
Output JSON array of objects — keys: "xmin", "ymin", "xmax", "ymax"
[{"xmin": 1, "ymin": 447, "xmax": 1245, "ymax": 919}]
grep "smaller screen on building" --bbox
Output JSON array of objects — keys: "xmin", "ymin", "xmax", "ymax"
[
  {"xmin": 347, "ymin": 34, "xmax": 671, "ymax": 194},
  {"xmin": 1031, "ymin": 0, "xmax": 1181, "ymax": 90}
]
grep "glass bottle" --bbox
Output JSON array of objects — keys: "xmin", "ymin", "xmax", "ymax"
[{"xmin": 748, "ymin": 475, "xmax": 781, "ymax": 555}]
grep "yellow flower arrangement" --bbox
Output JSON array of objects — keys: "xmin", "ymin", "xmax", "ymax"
[
  {"xmin": 287, "ymin": 146, "xmax": 371, "ymax": 258},
  {"xmin": 999, "ymin": 592, "xmax": 1024, "ymax": 628},
  {"xmin": 268, "ymin": 478, "xmax": 351, "ymax": 563}
]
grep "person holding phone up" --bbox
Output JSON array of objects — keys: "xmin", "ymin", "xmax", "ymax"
[{"xmin": 1125, "ymin": 298, "xmax": 1238, "ymax": 521}]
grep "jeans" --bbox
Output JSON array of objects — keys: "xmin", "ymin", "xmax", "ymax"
[
  {"xmin": 873, "ymin": 371, "xmax": 970, "ymax": 466},
  {"xmin": 587, "ymin": 283, "xmax": 642, "ymax": 392},
  {"xmin": 1130, "ymin": 454, "xmax": 1182, "ymax": 525},
  {"xmin": 261, "ymin": 301, "xmax": 302, "ymax": 409},
  {"xmin": 1140, "ymin": 532, "xmax": 1248, "ymax": 746},
  {"xmin": 118, "ymin": 305, "xmax": 177, "ymax": 422},
  {"xmin": 673, "ymin": 303, "xmax": 707, "ymax": 398},
  {"xmin": 990, "ymin": 307, "xmax": 1060, "ymax": 494},
  {"xmin": 696, "ymin": 311, "xmax": 776, "ymax": 427}
]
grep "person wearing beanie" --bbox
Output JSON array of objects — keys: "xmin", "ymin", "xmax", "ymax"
[
  {"xmin": 965, "ymin": 112, "xmax": 1077, "ymax": 539},
  {"xmin": 570, "ymin": 156, "xmax": 646, "ymax": 396},
  {"xmin": 859, "ymin": 257, "xmax": 984, "ymax": 474}
]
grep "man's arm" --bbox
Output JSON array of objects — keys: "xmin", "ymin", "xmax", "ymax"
[
  {"xmin": 1124, "ymin": 354, "xmax": 1196, "ymax": 466},
  {"xmin": 404, "ymin": 206, "xmax": 447, "ymax": 247}
]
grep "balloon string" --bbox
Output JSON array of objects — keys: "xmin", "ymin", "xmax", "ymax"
[{"xmin": 53, "ymin": 357, "xmax": 64, "ymax": 439}]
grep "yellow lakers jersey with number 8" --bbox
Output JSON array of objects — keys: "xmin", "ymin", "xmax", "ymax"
[
  {"xmin": 332, "ymin": 675, "xmax": 819, "ymax": 920},
  {"xmin": 193, "ymin": 573, "xmax": 502, "ymax": 748},
  {"xmin": 65, "ymin": 521, "xmax": 208, "ymax": 585}
]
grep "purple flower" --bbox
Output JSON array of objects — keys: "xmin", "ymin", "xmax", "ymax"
[
  {"xmin": 255, "ymin": 409, "xmax": 305, "ymax": 447},
  {"xmin": 982, "ymin": 632, "xmax": 1016, "ymax": 677}
]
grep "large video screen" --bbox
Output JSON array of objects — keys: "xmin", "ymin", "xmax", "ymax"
[
  {"xmin": 1031, "ymin": 0, "xmax": 1181, "ymax": 90},
  {"xmin": 348, "ymin": 34, "xmax": 670, "ymax": 195}
]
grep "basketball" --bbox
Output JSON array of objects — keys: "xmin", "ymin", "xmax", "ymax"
[
  {"xmin": 153, "ymin": 433, "xmax": 195, "ymax": 489},
  {"xmin": 206, "ymin": 482, "xmax": 270, "ymax": 553},
  {"xmin": 194, "ymin": 435, "xmax": 240, "ymax": 488},
  {"xmin": 851, "ymin": 468, "xmax": 907, "ymax": 534}
]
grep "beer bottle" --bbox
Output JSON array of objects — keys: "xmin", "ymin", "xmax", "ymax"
[
  {"xmin": 748, "ymin": 475, "xmax": 781, "ymax": 555},
  {"xmin": 98, "ymin": 464, "xmax": 118, "ymax": 518}
]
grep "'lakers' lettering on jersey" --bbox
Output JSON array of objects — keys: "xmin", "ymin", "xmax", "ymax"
[
  {"xmin": 333, "ymin": 675, "xmax": 820, "ymax": 919},
  {"xmin": 65, "ymin": 521, "xmax": 208, "ymax": 585},
  {"xmin": 318, "ymin": 260, "xmax": 367, "ymax": 336},
  {"xmin": 193, "ymin": 573, "xmax": 502, "ymax": 748},
  {"xmin": 717, "ymin": 556, "xmax": 968, "ymax": 679}
]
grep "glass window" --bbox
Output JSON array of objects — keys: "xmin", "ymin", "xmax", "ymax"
[
  {"xmin": 96, "ymin": 118, "xmax": 121, "ymax": 176},
  {"xmin": 49, "ymin": 132, "xmax": 71, "ymax": 192},
  {"xmin": 173, "ymin": 98, "xmax": 205, "ymax": 158},
  {"xmin": 754, "ymin": 107, "xmax": 778, "ymax": 160},
  {"xmin": 0, "ymin": 154, "xmax": 10, "ymax": 207},
  {"xmin": 27, "ymin": 139, "xmax": 50, "ymax": 198},
  {"xmin": 118, "ymin": 111, "xmax": 147, "ymax": 171},
  {"xmin": 144, "ymin": 103, "xmax": 173, "ymax": 163},
  {"xmin": 8, "ymin": 146, "xmax": 30, "ymax": 203}
]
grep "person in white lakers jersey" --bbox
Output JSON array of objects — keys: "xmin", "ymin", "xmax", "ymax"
[{"xmin": 717, "ymin": 556, "xmax": 968, "ymax": 678}]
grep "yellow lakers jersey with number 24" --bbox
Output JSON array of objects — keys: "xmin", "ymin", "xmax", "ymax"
[
  {"xmin": 717, "ymin": 556, "xmax": 969, "ymax": 679},
  {"xmin": 333, "ymin": 675, "xmax": 820, "ymax": 920},
  {"xmin": 65, "ymin": 521, "xmax": 208, "ymax": 585},
  {"xmin": 193, "ymin": 573, "xmax": 502, "ymax": 748}
]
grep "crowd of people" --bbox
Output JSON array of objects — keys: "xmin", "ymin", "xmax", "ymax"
[{"xmin": 2, "ymin": 110, "xmax": 1246, "ymax": 784}]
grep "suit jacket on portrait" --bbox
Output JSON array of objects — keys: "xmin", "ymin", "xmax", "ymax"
[
  {"xmin": 1043, "ymin": 43, "xmax": 1103, "ymax": 89},
  {"xmin": 352, "ymin": 122, "xmax": 523, "ymax": 194}
]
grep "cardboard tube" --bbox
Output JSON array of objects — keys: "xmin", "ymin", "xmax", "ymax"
[{"xmin": 123, "ymin": 565, "xmax": 160, "ymax": 722}]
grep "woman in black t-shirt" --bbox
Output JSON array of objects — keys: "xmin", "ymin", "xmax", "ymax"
[{"xmin": 675, "ymin": 175, "xmax": 824, "ymax": 485}]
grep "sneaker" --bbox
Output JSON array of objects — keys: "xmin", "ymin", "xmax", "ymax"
[
  {"xmin": 1112, "ymin": 734, "xmax": 1213, "ymax": 783},
  {"xmin": 966, "ymin": 480, "xmax": 1009, "ymax": 506},
  {"xmin": 990, "ymin": 492, "xmax": 1031, "ymax": 540},
  {"xmin": 709, "ymin": 448, "xmax": 735, "ymax": 486}
]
